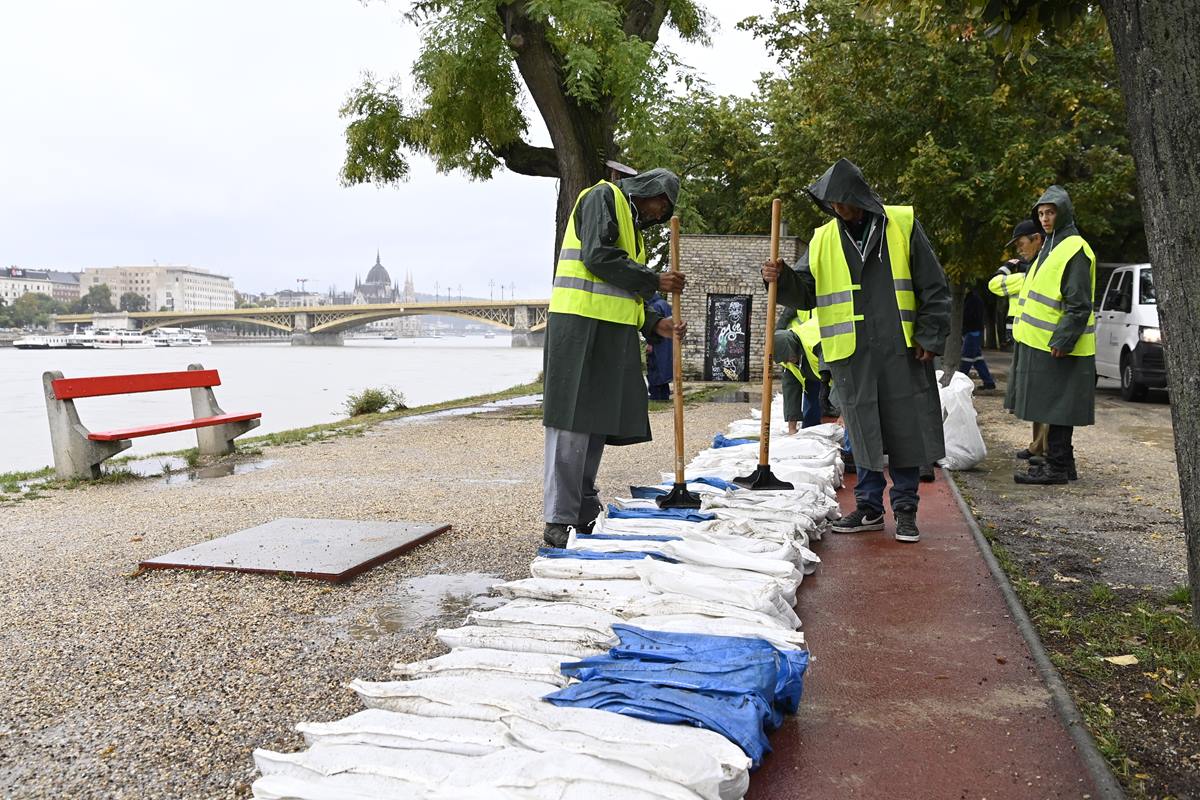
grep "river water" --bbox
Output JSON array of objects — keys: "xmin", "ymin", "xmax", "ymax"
[{"xmin": 0, "ymin": 336, "xmax": 543, "ymax": 474}]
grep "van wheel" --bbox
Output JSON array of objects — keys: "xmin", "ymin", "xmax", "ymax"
[{"xmin": 1120, "ymin": 351, "xmax": 1149, "ymax": 402}]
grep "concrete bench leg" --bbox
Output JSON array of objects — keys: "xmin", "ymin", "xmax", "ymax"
[
  {"xmin": 188, "ymin": 364, "xmax": 261, "ymax": 456},
  {"xmin": 43, "ymin": 371, "xmax": 131, "ymax": 480}
]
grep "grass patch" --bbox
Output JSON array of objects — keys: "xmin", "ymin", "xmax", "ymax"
[
  {"xmin": 0, "ymin": 466, "xmax": 54, "ymax": 484},
  {"xmin": 344, "ymin": 386, "xmax": 408, "ymax": 417}
]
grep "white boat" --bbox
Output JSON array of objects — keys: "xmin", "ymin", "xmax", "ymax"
[
  {"xmin": 146, "ymin": 327, "xmax": 211, "ymax": 347},
  {"xmin": 92, "ymin": 329, "xmax": 155, "ymax": 350},
  {"xmin": 185, "ymin": 328, "xmax": 212, "ymax": 346},
  {"xmin": 484, "ymin": 331, "xmax": 496, "ymax": 339},
  {"xmin": 13, "ymin": 334, "xmax": 73, "ymax": 350}
]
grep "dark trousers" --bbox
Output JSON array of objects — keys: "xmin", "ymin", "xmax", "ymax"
[
  {"xmin": 648, "ymin": 383, "xmax": 670, "ymax": 401},
  {"xmin": 958, "ymin": 331, "xmax": 995, "ymax": 387},
  {"xmin": 1046, "ymin": 425, "xmax": 1075, "ymax": 471},
  {"xmin": 855, "ymin": 465, "xmax": 920, "ymax": 514},
  {"xmin": 800, "ymin": 360, "xmax": 823, "ymax": 428}
]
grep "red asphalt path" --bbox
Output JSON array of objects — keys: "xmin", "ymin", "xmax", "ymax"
[{"xmin": 748, "ymin": 472, "xmax": 1103, "ymax": 799}]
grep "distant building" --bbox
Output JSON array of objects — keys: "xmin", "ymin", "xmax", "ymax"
[
  {"xmin": 353, "ymin": 251, "xmax": 402, "ymax": 305},
  {"xmin": 80, "ymin": 265, "xmax": 235, "ymax": 312},
  {"xmin": 267, "ymin": 289, "xmax": 325, "ymax": 308},
  {"xmin": 1, "ymin": 267, "xmax": 55, "ymax": 304},
  {"xmin": 45, "ymin": 271, "xmax": 82, "ymax": 303}
]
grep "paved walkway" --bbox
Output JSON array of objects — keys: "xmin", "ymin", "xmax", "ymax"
[{"xmin": 749, "ymin": 472, "xmax": 1104, "ymax": 799}]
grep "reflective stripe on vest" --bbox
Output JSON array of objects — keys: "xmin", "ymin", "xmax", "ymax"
[
  {"xmin": 1012, "ymin": 235, "xmax": 1096, "ymax": 356},
  {"xmin": 550, "ymin": 181, "xmax": 647, "ymax": 327},
  {"xmin": 808, "ymin": 205, "xmax": 915, "ymax": 362},
  {"xmin": 987, "ymin": 272, "xmax": 1025, "ymax": 318}
]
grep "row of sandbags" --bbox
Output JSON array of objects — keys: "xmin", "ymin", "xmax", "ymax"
[{"xmin": 251, "ymin": 411, "xmax": 844, "ymax": 800}]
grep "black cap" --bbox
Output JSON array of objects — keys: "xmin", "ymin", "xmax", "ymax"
[{"xmin": 1005, "ymin": 219, "xmax": 1041, "ymax": 248}]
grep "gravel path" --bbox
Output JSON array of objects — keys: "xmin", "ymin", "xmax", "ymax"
[{"xmin": 0, "ymin": 399, "xmax": 749, "ymax": 799}]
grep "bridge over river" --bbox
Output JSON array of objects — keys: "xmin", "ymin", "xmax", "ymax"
[{"xmin": 53, "ymin": 299, "xmax": 550, "ymax": 346}]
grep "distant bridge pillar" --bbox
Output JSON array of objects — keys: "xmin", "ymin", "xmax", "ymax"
[
  {"xmin": 290, "ymin": 312, "xmax": 343, "ymax": 346},
  {"xmin": 511, "ymin": 305, "xmax": 534, "ymax": 347}
]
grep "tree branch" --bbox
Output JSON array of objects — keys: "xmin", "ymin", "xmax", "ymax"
[
  {"xmin": 623, "ymin": 0, "xmax": 671, "ymax": 43},
  {"xmin": 492, "ymin": 139, "xmax": 560, "ymax": 177}
]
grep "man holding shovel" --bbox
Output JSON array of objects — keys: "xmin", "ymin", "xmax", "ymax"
[
  {"xmin": 761, "ymin": 159, "xmax": 950, "ymax": 543},
  {"xmin": 542, "ymin": 168, "xmax": 687, "ymax": 548}
]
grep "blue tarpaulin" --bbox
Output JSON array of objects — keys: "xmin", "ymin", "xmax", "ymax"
[
  {"xmin": 606, "ymin": 506, "xmax": 715, "ymax": 522},
  {"xmin": 536, "ymin": 547, "xmax": 677, "ymax": 563},
  {"xmin": 628, "ymin": 476, "xmax": 741, "ymax": 500},
  {"xmin": 713, "ymin": 433, "xmax": 756, "ymax": 449},
  {"xmin": 574, "ymin": 532, "xmax": 682, "ymax": 542}
]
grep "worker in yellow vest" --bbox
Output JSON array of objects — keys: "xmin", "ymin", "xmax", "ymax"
[
  {"xmin": 762, "ymin": 159, "xmax": 950, "ymax": 544},
  {"xmin": 989, "ymin": 219, "xmax": 1049, "ymax": 460},
  {"xmin": 774, "ymin": 306, "xmax": 824, "ymax": 433},
  {"xmin": 542, "ymin": 168, "xmax": 687, "ymax": 548},
  {"xmin": 1010, "ymin": 185, "xmax": 1096, "ymax": 484}
]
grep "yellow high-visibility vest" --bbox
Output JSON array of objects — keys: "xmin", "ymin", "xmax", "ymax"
[
  {"xmin": 808, "ymin": 205, "xmax": 916, "ymax": 362},
  {"xmin": 988, "ymin": 271, "xmax": 1025, "ymax": 319},
  {"xmin": 1013, "ymin": 236, "xmax": 1096, "ymax": 356},
  {"xmin": 781, "ymin": 310, "xmax": 822, "ymax": 388},
  {"xmin": 549, "ymin": 180, "xmax": 647, "ymax": 327}
]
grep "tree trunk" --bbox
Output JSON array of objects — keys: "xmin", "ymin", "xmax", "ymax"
[
  {"xmin": 1101, "ymin": 0, "xmax": 1200, "ymax": 627},
  {"xmin": 941, "ymin": 280, "xmax": 966, "ymax": 387}
]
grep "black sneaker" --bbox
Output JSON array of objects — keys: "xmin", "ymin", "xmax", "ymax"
[
  {"xmin": 1014, "ymin": 465, "xmax": 1069, "ymax": 485},
  {"xmin": 1015, "ymin": 449, "xmax": 1034, "ymax": 460},
  {"xmin": 832, "ymin": 506, "xmax": 884, "ymax": 533},
  {"xmin": 894, "ymin": 509, "xmax": 920, "ymax": 543},
  {"xmin": 543, "ymin": 523, "xmax": 571, "ymax": 548},
  {"xmin": 919, "ymin": 464, "xmax": 936, "ymax": 482}
]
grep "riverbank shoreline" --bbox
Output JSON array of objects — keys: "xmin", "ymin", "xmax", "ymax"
[{"xmin": 0, "ymin": 387, "xmax": 751, "ymax": 798}]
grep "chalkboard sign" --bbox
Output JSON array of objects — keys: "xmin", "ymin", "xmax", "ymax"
[{"xmin": 704, "ymin": 293, "xmax": 752, "ymax": 382}]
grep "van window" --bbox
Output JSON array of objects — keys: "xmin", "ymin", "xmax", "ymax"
[
  {"xmin": 1102, "ymin": 270, "xmax": 1133, "ymax": 313},
  {"xmin": 1139, "ymin": 268, "xmax": 1156, "ymax": 304}
]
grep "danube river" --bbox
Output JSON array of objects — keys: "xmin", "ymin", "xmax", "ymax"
[{"xmin": 0, "ymin": 336, "xmax": 543, "ymax": 474}]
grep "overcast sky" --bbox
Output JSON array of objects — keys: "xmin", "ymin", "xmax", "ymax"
[{"xmin": 0, "ymin": 1, "xmax": 778, "ymax": 298}]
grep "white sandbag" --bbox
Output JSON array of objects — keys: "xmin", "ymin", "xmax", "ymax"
[
  {"xmin": 392, "ymin": 648, "xmax": 572, "ymax": 688},
  {"xmin": 567, "ymin": 535, "xmax": 798, "ymax": 581},
  {"xmin": 628, "ymin": 613, "xmax": 806, "ymax": 651},
  {"xmin": 501, "ymin": 703, "xmax": 750, "ymax": 800},
  {"xmin": 252, "ymin": 771, "xmax": 436, "ymax": 800},
  {"xmin": 469, "ymin": 600, "xmax": 623, "ymax": 637},
  {"xmin": 633, "ymin": 559, "xmax": 800, "ymax": 627},
  {"xmin": 254, "ymin": 743, "xmax": 470, "ymax": 787},
  {"xmin": 349, "ymin": 676, "xmax": 556, "ymax": 721},
  {"xmin": 297, "ymin": 709, "xmax": 508, "ymax": 755},
  {"xmin": 936, "ymin": 369, "xmax": 987, "ymax": 470},
  {"xmin": 437, "ymin": 624, "xmax": 613, "ymax": 657},
  {"xmin": 493, "ymin": 577, "xmax": 646, "ymax": 608},
  {"xmin": 621, "ymin": 593, "xmax": 798, "ymax": 631},
  {"xmin": 530, "ymin": 555, "xmax": 648, "ymax": 581}
]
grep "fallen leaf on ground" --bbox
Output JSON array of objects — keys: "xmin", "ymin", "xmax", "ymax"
[
  {"xmin": 1053, "ymin": 573, "xmax": 1082, "ymax": 583},
  {"xmin": 1101, "ymin": 655, "xmax": 1140, "ymax": 667}
]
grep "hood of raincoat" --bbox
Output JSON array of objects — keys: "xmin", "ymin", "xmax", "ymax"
[
  {"xmin": 805, "ymin": 158, "xmax": 886, "ymax": 219},
  {"xmin": 618, "ymin": 168, "xmax": 680, "ymax": 228},
  {"xmin": 1030, "ymin": 184, "xmax": 1080, "ymax": 252}
]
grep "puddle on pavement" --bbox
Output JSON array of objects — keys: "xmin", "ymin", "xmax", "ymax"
[
  {"xmin": 385, "ymin": 395, "xmax": 542, "ymax": 427},
  {"xmin": 337, "ymin": 572, "xmax": 504, "ymax": 640},
  {"xmin": 114, "ymin": 455, "xmax": 277, "ymax": 483},
  {"xmin": 1118, "ymin": 425, "xmax": 1174, "ymax": 449}
]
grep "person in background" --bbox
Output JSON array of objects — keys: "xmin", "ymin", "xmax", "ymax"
[
  {"xmin": 762, "ymin": 159, "xmax": 950, "ymax": 543},
  {"xmin": 542, "ymin": 168, "xmax": 687, "ymax": 547},
  {"xmin": 990, "ymin": 219, "xmax": 1049, "ymax": 460},
  {"xmin": 645, "ymin": 292, "xmax": 673, "ymax": 401},
  {"xmin": 1010, "ymin": 186, "xmax": 1096, "ymax": 484},
  {"xmin": 774, "ymin": 306, "xmax": 823, "ymax": 434},
  {"xmin": 958, "ymin": 288, "xmax": 997, "ymax": 391}
]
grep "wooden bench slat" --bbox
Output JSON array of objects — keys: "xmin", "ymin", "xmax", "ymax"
[
  {"xmin": 52, "ymin": 370, "xmax": 222, "ymax": 400},
  {"xmin": 87, "ymin": 412, "xmax": 262, "ymax": 441}
]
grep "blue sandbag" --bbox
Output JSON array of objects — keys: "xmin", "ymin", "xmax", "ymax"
[
  {"xmin": 606, "ymin": 506, "xmax": 714, "ymax": 522},
  {"xmin": 560, "ymin": 653, "xmax": 785, "ymax": 727},
  {"xmin": 536, "ymin": 547, "xmax": 677, "ymax": 563},
  {"xmin": 545, "ymin": 679, "xmax": 776, "ymax": 766},
  {"xmin": 607, "ymin": 625, "xmax": 809, "ymax": 714},
  {"xmin": 713, "ymin": 433, "xmax": 756, "ymax": 449}
]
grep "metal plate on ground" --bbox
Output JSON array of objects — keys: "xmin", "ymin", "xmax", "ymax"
[{"xmin": 139, "ymin": 518, "xmax": 450, "ymax": 583}]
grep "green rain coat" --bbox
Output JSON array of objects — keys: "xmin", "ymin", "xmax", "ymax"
[
  {"xmin": 542, "ymin": 169, "xmax": 680, "ymax": 444},
  {"xmin": 775, "ymin": 159, "xmax": 951, "ymax": 471},
  {"xmin": 1007, "ymin": 185, "xmax": 1096, "ymax": 427}
]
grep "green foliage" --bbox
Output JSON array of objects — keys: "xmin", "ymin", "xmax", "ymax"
[
  {"xmin": 74, "ymin": 283, "xmax": 116, "ymax": 313},
  {"xmin": 343, "ymin": 386, "xmax": 409, "ymax": 417},
  {"xmin": 5, "ymin": 292, "xmax": 67, "ymax": 328},
  {"xmin": 118, "ymin": 292, "xmax": 149, "ymax": 312}
]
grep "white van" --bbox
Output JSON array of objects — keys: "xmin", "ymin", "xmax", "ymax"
[{"xmin": 1094, "ymin": 262, "xmax": 1166, "ymax": 401}]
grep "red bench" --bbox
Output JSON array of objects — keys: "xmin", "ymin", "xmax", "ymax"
[{"xmin": 42, "ymin": 363, "xmax": 261, "ymax": 479}]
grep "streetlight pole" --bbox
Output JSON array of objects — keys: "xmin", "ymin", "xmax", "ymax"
[{"xmin": 489, "ymin": 279, "xmax": 495, "ymax": 301}]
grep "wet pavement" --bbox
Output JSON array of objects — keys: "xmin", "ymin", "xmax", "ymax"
[
  {"xmin": 750, "ymin": 472, "xmax": 1105, "ymax": 799},
  {"xmin": 328, "ymin": 572, "xmax": 505, "ymax": 640}
]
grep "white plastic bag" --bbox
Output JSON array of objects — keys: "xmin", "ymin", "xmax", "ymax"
[{"xmin": 936, "ymin": 370, "xmax": 987, "ymax": 470}]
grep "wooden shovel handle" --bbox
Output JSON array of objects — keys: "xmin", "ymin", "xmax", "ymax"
[
  {"xmin": 670, "ymin": 216, "xmax": 686, "ymax": 483},
  {"xmin": 759, "ymin": 199, "xmax": 782, "ymax": 464}
]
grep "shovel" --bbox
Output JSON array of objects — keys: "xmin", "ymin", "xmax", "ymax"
[
  {"xmin": 656, "ymin": 216, "xmax": 702, "ymax": 509},
  {"xmin": 734, "ymin": 198, "xmax": 794, "ymax": 491}
]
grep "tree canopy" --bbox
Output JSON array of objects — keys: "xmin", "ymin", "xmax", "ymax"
[{"xmin": 73, "ymin": 284, "xmax": 116, "ymax": 314}]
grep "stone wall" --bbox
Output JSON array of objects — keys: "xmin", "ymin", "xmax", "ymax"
[{"xmin": 677, "ymin": 233, "xmax": 804, "ymax": 380}]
